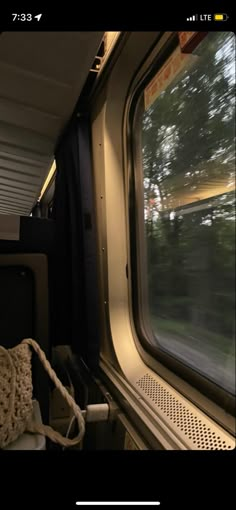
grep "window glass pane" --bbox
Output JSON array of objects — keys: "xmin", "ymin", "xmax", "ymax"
[{"xmin": 141, "ymin": 32, "xmax": 235, "ymax": 394}]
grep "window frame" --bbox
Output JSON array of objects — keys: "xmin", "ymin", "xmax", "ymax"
[{"xmin": 127, "ymin": 32, "xmax": 236, "ymax": 419}]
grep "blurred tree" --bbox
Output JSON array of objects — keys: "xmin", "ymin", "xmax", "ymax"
[{"xmin": 141, "ymin": 32, "xmax": 235, "ymax": 348}]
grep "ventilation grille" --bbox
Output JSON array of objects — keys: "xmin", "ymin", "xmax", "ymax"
[{"xmin": 136, "ymin": 373, "xmax": 235, "ymax": 450}]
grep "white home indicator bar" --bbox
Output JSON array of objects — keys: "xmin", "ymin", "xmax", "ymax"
[{"xmin": 76, "ymin": 503, "xmax": 160, "ymax": 506}]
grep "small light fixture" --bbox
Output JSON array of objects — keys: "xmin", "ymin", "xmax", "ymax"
[{"xmin": 38, "ymin": 160, "xmax": 56, "ymax": 201}]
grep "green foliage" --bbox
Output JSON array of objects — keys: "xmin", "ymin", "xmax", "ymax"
[{"xmin": 141, "ymin": 33, "xmax": 235, "ymax": 361}]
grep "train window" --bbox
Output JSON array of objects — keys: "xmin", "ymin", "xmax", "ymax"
[{"xmin": 135, "ymin": 32, "xmax": 235, "ymax": 396}]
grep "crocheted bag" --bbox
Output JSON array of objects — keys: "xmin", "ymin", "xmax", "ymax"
[{"xmin": 0, "ymin": 338, "xmax": 85, "ymax": 449}]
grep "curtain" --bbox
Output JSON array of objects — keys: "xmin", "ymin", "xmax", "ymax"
[{"xmin": 52, "ymin": 116, "xmax": 100, "ymax": 370}]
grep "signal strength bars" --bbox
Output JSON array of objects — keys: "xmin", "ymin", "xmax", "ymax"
[{"xmin": 186, "ymin": 14, "xmax": 198, "ymax": 21}]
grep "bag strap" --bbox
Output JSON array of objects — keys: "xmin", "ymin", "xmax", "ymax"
[{"xmin": 22, "ymin": 339, "xmax": 85, "ymax": 447}]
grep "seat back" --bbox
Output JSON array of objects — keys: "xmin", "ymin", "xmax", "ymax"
[
  {"xmin": 0, "ymin": 215, "xmax": 54, "ymax": 423},
  {"xmin": 0, "ymin": 253, "xmax": 49, "ymax": 423}
]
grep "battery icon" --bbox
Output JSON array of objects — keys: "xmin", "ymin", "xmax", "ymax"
[{"xmin": 214, "ymin": 13, "xmax": 229, "ymax": 21}]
